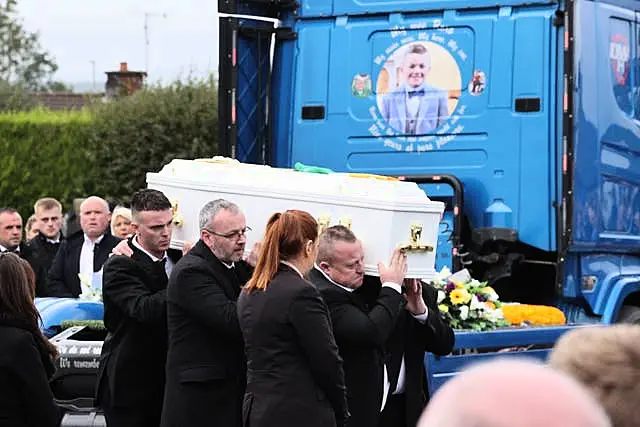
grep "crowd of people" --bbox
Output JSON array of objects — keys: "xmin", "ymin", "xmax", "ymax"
[{"xmin": 0, "ymin": 190, "xmax": 636, "ymax": 427}]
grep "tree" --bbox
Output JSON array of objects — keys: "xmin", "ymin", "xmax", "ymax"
[{"xmin": 0, "ymin": 0, "xmax": 59, "ymax": 91}]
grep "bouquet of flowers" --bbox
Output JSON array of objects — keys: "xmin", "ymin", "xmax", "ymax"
[
  {"xmin": 430, "ymin": 267, "xmax": 510, "ymax": 331},
  {"xmin": 78, "ymin": 273, "xmax": 103, "ymax": 302}
]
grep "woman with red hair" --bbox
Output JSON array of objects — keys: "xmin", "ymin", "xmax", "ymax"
[{"xmin": 238, "ymin": 210, "xmax": 349, "ymax": 427}]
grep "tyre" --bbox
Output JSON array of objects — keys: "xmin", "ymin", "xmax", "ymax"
[{"xmin": 616, "ymin": 305, "xmax": 640, "ymax": 324}]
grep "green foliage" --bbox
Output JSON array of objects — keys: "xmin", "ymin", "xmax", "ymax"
[
  {"xmin": 0, "ymin": 108, "xmax": 94, "ymax": 218},
  {"xmin": 60, "ymin": 319, "xmax": 105, "ymax": 331},
  {"xmin": 88, "ymin": 76, "xmax": 219, "ymax": 202},
  {"xmin": 0, "ymin": 0, "xmax": 59, "ymax": 91}
]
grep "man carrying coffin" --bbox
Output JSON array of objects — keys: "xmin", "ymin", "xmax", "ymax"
[
  {"xmin": 161, "ymin": 199, "xmax": 258, "ymax": 427},
  {"xmin": 96, "ymin": 189, "xmax": 182, "ymax": 427},
  {"xmin": 309, "ymin": 225, "xmax": 455, "ymax": 427}
]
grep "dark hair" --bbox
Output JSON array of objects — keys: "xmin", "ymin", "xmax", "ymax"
[
  {"xmin": 131, "ymin": 189, "xmax": 172, "ymax": 220},
  {"xmin": 0, "ymin": 253, "xmax": 58, "ymax": 358},
  {"xmin": 408, "ymin": 43, "xmax": 428, "ymax": 55},
  {"xmin": 317, "ymin": 225, "xmax": 357, "ymax": 264},
  {"xmin": 245, "ymin": 210, "xmax": 318, "ymax": 292}
]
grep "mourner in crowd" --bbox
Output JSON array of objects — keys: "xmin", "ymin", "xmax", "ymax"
[
  {"xmin": 47, "ymin": 196, "xmax": 120, "ymax": 297},
  {"xmin": 0, "ymin": 253, "xmax": 63, "ymax": 427},
  {"xmin": 110, "ymin": 206, "xmax": 133, "ymax": 239},
  {"xmin": 0, "ymin": 207, "xmax": 48, "ymax": 296},
  {"xmin": 238, "ymin": 210, "xmax": 350, "ymax": 427},
  {"xmin": 27, "ymin": 198, "xmax": 64, "ymax": 295},
  {"xmin": 549, "ymin": 324, "xmax": 640, "ymax": 427},
  {"xmin": 417, "ymin": 359, "xmax": 611, "ymax": 427},
  {"xmin": 161, "ymin": 199, "xmax": 257, "ymax": 427},
  {"xmin": 25, "ymin": 214, "xmax": 40, "ymax": 242},
  {"xmin": 309, "ymin": 225, "xmax": 455, "ymax": 427},
  {"xmin": 96, "ymin": 189, "xmax": 181, "ymax": 427}
]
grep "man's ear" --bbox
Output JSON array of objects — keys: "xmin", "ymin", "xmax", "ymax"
[
  {"xmin": 318, "ymin": 260, "xmax": 331, "ymax": 273},
  {"xmin": 130, "ymin": 222, "xmax": 140, "ymax": 233}
]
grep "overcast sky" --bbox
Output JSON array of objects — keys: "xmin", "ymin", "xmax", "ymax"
[{"xmin": 18, "ymin": 0, "xmax": 219, "ymax": 87}]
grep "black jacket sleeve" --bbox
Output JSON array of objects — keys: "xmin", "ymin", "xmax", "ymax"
[
  {"xmin": 289, "ymin": 285, "xmax": 349, "ymax": 424},
  {"xmin": 102, "ymin": 256, "xmax": 167, "ymax": 324},
  {"xmin": 171, "ymin": 263, "xmax": 243, "ymax": 342},
  {"xmin": 11, "ymin": 333, "xmax": 63, "ymax": 427},
  {"xmin": 46, "ymin": 240, "xmax": 72, "ymax": 297},
  {"xmin": 324, "ymin": 286, "xmax": 404, "ymax": 347},
  {"xmin": 419, "ymin": 283, "xmax": 455, "ymax": 356}
]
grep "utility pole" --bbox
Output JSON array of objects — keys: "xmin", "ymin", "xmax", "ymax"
[
  {"xmin": 144, "ymin": 12, "xmax": 167, "ymax": 73},
  {"xmin": 90, "ymin": 60, "xmax": 96, "ymax": 92}
]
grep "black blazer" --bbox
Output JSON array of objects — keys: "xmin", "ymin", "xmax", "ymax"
[
  {"xmin": 308, "ymin": 267, "xmax": 404, "ymax": 427},
  {"xmin": 357, "ymin": 276, "xmax": 455, "ymax": 427},
  {"xmin": 25, "ymin": 232, "xmax": 63, "ymax": 295},
  {"xmin": 96, "ymin": 239, "xmax": 182, "ymax": 411},
  {"xmin": 46, "ymin": 231, "xmax": 120, "ymax": 297},
  {"xmin": 161, "ymin": 240, "xmax": 253, "ymax": 427},
  {"xmin": 0, "ymin": 322, "xmax": 62, "ymax": 427},
  {"xmin": 238, "ymin": 265, "xmax": 349, "ymax": 427}
]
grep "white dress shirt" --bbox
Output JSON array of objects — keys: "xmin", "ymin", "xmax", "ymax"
[
  {"xmin": 79, "ymin": 234, "xmax": 104, "ymax": 288},
  {"xmin": 131, "ymin": 236, "xmax": 173, "ymax": 278}
]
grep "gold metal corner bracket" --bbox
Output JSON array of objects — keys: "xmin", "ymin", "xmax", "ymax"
[
  {"xmin": 317, "ymin": 214, "xmax": 331, "ymax": 235},
  {"xmin": 338, "ymin": 215, "xmax": 352, "ymax": 230},
  {"xmin": 398, "ymin": 222, "xmax": 434, "ymax": 253},
  {"xmin": 171, "ymin": 199, "xmax": 184, "ymax": 228}
]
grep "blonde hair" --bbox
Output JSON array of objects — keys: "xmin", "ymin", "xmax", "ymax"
[
  {"xmin": 34, "ymin": 197, "xmax": 62, "ymax": 214},
  {"xmin": 110, "ymin": 206, "xmax": 132, "ymax": 236},
  {"xmin": 549, "ymin": 325, "xmax": 640, "ymax": 427}
]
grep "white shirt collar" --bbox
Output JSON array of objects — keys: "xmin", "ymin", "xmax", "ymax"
[
  {"xmin": 281, "ymin": 261, "xmax": 303, "ymax": 278},
  {"xmin": 46, "ymin": 233, "xmax": 61, "ymax": 244},
  {"xmin": 131, "ymin": 236, "xmax": 166, "ymax": 262},
  {"xmin": 222, "ymin": 261, "xmax": 235, "ymax": 269},
  {"xmin": 84, "ymin": 233, "xmax": 104, "ymax": 245},
  {"xmin": 0, "ymin": 244, "xmax": 19, "ymax": 253},
  {"xmin": 313, "ymin": 264, "xmax": 354, "ymax": 293}
]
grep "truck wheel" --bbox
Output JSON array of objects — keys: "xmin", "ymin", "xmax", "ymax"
[{"xmin": 616, "ymin": 305, "xmax": 640, "ymax": 324}]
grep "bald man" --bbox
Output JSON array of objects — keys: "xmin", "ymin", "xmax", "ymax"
[
  {"xmin": 47, "ymin": 196, "xmax": 121, "ymax": 297},
  {"xmin": 417, "ymin": 359, "xmax": 611, "ymax": 427}
]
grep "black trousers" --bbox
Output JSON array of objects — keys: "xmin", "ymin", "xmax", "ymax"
[
  {"xmin": 379, "ymin": 393, "xmax": 406, "ymax": 427},
  {"xmin": 99, "ymin": 381, "xmax": 162, "ymax": 427}
]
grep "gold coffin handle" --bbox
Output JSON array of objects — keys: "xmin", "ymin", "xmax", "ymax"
[
  {"xmin": 171, "ymin": 199, "xmax": 184, "ymax": 228},
  {"xmin": 398, "ymin": 222, "xmax": 434, "ymax": 253},
  {"xmin": 317, "ymin": 214, "xmax": 331, "ymax": 235}
]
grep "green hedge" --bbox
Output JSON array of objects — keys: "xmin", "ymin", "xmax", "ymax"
[
  {"xmin": 88, "ymin": 77, "xmax": 220, "ymax": 203},
  {"xmin": 0, "ymin": 109, "xmax": 95, "ymax": 219},
  {"xmin": 0, "ymin": 77, "xmax": 220, "ymax": 220}
]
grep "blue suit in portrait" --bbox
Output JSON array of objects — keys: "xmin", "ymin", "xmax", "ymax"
[{"xmin": 380, "ymin": 83, "xmax": 449, "ymax": 135}]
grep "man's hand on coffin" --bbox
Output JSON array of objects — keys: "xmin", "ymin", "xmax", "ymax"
[
  {"xmin": 403, "ymin": 278, "xmax": 427, "ymax": 315},
  {"xmin": 111, "ymin": 239, "xmax": 133, "ymax": 257},
  {"xmin": 377, "ymin": 248, "xmax": 407, "ymax": 286},
  {"xmin": 244, "ymin": 241, "xmax": 262, "ymax": 267}
]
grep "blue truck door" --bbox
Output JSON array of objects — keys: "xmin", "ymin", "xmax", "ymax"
[
  {"xmin": 288, "ymin": 4, "xmax": 559, "ymax": 253},
  {"xmin": 570, "ymin": 0, "xmax": 640, "ymax": 250}
]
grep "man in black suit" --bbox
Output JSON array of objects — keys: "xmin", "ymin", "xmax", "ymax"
[
  {"xmin": 46, "ymin": 196, "xmax": 120, "ymax": 297},
  {"xmin": 161, "ymin": 199, "xmax": 257, "ymax": 427},
  {"xmin": 25, "ymin": 198, "xmax": 64, "ymax": 296},
  {"xmin": 96, "ymin": 189, "xmax": 181, "ymax": 427},
  {"xmin": 309, "ymin": 225, "xmax": 455, "ymax": 427},
  {"xmin": 309, "ymin": 226, "xmax": 407, "ymax": 427},
  {"xmin": 0, "ymin": 207, "xmax": 47, "ymax": 294}
]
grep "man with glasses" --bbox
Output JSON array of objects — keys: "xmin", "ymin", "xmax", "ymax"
[{"xmin": 161, "ymin": 199, "xmax": 258, "ymax": 427}]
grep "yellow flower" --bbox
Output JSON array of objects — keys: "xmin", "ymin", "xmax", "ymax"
[
  {"xmin": 450, "ymin": 288, "xmax": 470, "ymax": 305},
  {"xmin": 482, "ymin": 286, "xmax": 496, "ymax": 294},
  {"xmin": 485, "ymin": 302, "xmax": 496, "ymax": 310},
  {"xmin": 438, "ymin": 304, "xmax": 449, "ymax": 313},
  {"xmin": 453, "ymin": 280, "xmax": 465, "ymax": 289},
  {"xmin": 502, "ymin": 305, "xmax": 566, "ymax": 326}
]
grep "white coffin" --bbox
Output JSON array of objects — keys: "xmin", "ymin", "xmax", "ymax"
[{"xmin": 146, "ymin": 157, "xmax": 445, "ymax": 280}]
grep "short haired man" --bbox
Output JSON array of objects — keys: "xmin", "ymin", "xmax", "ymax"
[
  {"xmin": 26, "ymin": 198, "xmax": 64, "ymax": 295},
  {"xmin": 0, "ymin": 207, "xmax": 47, "ymax": 295},
  {"xmin": 381, "ymin": 43, "xmax": 449, "ymax": 135},
  {"xmin": 549, "ymin": 324, "xmax": 640, "ymax": 427},
  {"xmin": 417, "ymin": 359, "xmax": 611, "ymax": 427},
  {"xmin": 47, "ymin": 196, "xmax": 120, "ymax": 297},
  {"xmin": 96, "ymin": 189, "xmax": 182, "ymax": 427},
  {"xmin": 308, "ymin": 225, "xmax": 455, "ymax": 427},
  {"xmin": 161, "ymin": 199, "xmax": 257, "ymax": 427}
]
